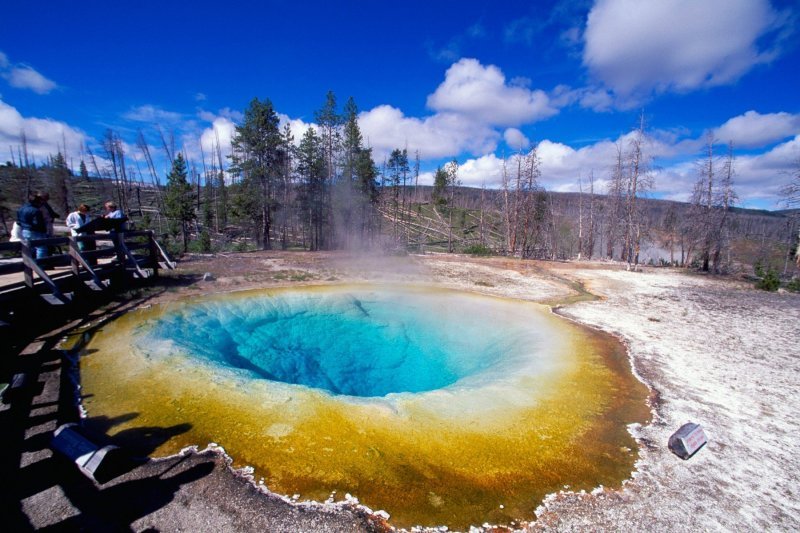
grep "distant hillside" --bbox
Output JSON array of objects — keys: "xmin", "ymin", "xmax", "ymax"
[
  {"xmin": 1, "ymin": 165, "xmax": 796, "ymax": 275},
  {"xmin": 402, "ymin": 185, "xmax": 796, "ymax": 268}
]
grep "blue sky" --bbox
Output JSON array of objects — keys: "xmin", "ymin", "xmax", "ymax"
[{"xmin": 1, "ymin": 0, "xmax": 798, "ymax": 208}]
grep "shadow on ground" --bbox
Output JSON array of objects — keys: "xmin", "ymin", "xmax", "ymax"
[
  {"xmin": 0, "ymin": 272, "xmax": 386, "ymax": 532},
  {"xmin": 0, "ymin": 278, "xmax": 207, "ymax": 531}
]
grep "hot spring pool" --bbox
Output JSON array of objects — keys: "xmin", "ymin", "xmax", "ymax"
[{"xmin": 81, "ymin": 284, "xmax": 649, "ymax": 529}]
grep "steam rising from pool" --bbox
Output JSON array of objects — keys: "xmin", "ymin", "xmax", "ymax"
[{"xmin": 82, "ymin": 284, "xmax": 649, "ymax": 530}]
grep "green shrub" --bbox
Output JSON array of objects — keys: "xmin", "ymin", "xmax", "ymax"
[
  {"xmin": 753, "ymin": 260, "xmax": 765, "ymax": 278},
  {"xmin": 234, "ymin": 240, "xmax": 253, "ymax": 252},
  {"xmin": 463, "ymin": 244, "xmax": 493, "ymax": 256},
  {"xmin": 163, "ymin": 237, "xmax": 183, "ymax": 258},
  {"xmin": 786, "ymin": 278, "xmax": 800, "ymax": 293},
  {"xmin": 756, "ymin": 268, "xmax": 780, "ymax": 291},
  {"xmin": 190, "ymin": 230, "xmax": 212, "ymax": 253}
]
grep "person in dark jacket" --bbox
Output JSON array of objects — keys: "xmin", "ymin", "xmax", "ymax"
[
  {"xmin": 38, "ymin": 191, "xmax": 60, "ymax": 237},
  {"xmin": 17, "ymin": 193, "xmax": 49, "ymax": 259}
]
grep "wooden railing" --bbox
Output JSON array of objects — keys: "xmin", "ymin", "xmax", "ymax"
[{"xmin": 0, "ymin": 231, "xmax": 174, "ymax": 305}]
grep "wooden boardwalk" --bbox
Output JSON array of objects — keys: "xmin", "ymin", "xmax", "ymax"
[{"xmin": 0, "ymin": 231, "xmax": 174, "ymax": 309}]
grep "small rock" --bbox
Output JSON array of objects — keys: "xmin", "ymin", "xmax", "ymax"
[{"xmin": 202, "ymin": 272, "xmax": 215, "ymax": 281}]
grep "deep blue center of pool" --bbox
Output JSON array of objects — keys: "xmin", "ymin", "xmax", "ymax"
[{"xmin": 145, "ymin": 288, "xmax": 531, "ymax": 397}]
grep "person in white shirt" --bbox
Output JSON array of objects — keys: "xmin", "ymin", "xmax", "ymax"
[
  {"xmin": 66, "ymin": 204, "xmax": 93, "ymax": 251},
  {"xmin": 66, "ymin": 204, "xmax": 91, "ymax": 235}
]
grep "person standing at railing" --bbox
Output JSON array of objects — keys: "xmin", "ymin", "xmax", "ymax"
[
  {"xmin": 66, "ymin": 204, "xmax": 94, "ymax": 252},
  {"xmin": 17, "ymin": 193, "xmax": 49, "ymax": 259},
  {"xmin": 103, "ymin": 201, "xmax": 127, "ymax": 232},
  {"xmin": 38, "ymin": 191, "xmax": 60, "ymax": 237}
]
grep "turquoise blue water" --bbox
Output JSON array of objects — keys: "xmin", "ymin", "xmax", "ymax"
[{"xmin": 142, "ymin": 286, "xmax": 549, "ymax": 397}]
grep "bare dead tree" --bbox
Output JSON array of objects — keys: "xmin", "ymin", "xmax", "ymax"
[
  {"xmin": 622, "ymin": 114, "xmax": 654, "ymax": 269},
  {"xmin": 136, "ymin": 131, "xmax": 166, "ymax": 212},
  {"xmin": 86, "ymin": 145, "xmax": 102, "ymax": 178},
  {"xmin": 101, "ymin": 130, "xmax": 128, "ymax": 212},
  {"xmin": 136, "ymin": 131, "xmax": 160, "ymax": 184},
  {"xmin": 576, "ymin": 172, "xmax": 597, "ymax": 260},
  {"xmin": 479, "ymin": 178, "xmax": 486, "ymax": 246},
  {"xmin": 661, "ymin": 203, "xmax": 679, "ymax": 265},
  {"xmin": 501, "ymin": 153, "xmax": 512, "ymax": 254},
  {"xmin": 578, "ymin": 177, "xmax": 584, "ymax": 260},
  {"xmin": 690, "ymin": 136, "xmax": 737, "ymax": 273},
  {"xmin": 157, "ymin": 126, "xmax": 175, "ymax": 163},
  {"xmin": 605, "ymin": 142, "xmax": 626, "ymax": 259},
  {"xmin": 413, "ymin": 149, "xmax": 420, "ymax": 203},
  {"xmin": 691, "ymin": 133, "xmax": 718, "ymax": 271},
  {"xmin": 780, "ymin": 155, "xmax": 800, "ymax": 270},
  {"xmin": 445, "ymin": 158, "xmax": 459, "ymax": 253},
  {"xmin": 782, "ymin": 156, "xmax": 800, "ymax": 207},
  {"xmin": 711, "ymin": 143, "xmax": 737, "ymax": 272},
  {"xmin": 85, "ymin": 144, "xmax": 116, "ymax": 205},
  {"xmin": 214, "ymin": 128, "xmax": 228, "ymax": 231},
  {"xmin": 518, "ymin": 149, "xmax": 541, "ymax": 257},
  {"xmin": 20, "ymin": 130, "xmax": 30, "ymax": 168},
  {"xmin": 511, "ymin": 151, "xmax": 524, "ymax": 254},
  {"xmin": 586, "ymin": 171, "xmax": 596, "ymax": 258},
  {"xmin": 199, "ymin": 138, "xmax": 215, "ymax": 236}
]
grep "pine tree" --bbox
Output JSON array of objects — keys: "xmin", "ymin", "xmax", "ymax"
[
  {"xmin": 297, "ymin": 127, "xmax": 326, "ymax": 250},
  {"xmin": 164, "ymin": 153, "xmax": 195, "ymax": 252},
  {"xmin": 432, "ymin": 167, "xmax": 448, "ymax": 205},
  {"xmin": 342, "ymin": 98, "xmax": 380, "ymax": 245},
  {"xmin": 79, "ymin": 160, "xmax": 89, "ymax": 180},
  {"xmin": 276, "ymin": 123, "xmax": 294, "ymax": 250},
  {"xmin": 315, "ymin": 91, "xmax": 341, "ymax": 185},
  {"xmin": 386, "ymin": 149, "xmax": 409, "ymax": 239},
  {"xmin": 200, "ymin": 169, "xmax": 214, "ymax": 252},
  {"xmin": 230, "ymin": 97, "xmax": 284, "ymax": 249},
  {"xmin": 51, "ymin": 151, "xmax": 71, "ymax": 216},
  {"xmin": 341, "ymin": 97, "xmax": 362, "ymax": 184},
  {"xmin": 356, "ymin": 146, "xmax": 379, "ymax": 244}
]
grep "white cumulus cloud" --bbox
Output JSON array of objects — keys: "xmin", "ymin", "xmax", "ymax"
[
  {"xmin": 451, "ymin": 112, "xmax": 800, "ymax": 207},
  {"xmin": 713, "ymin": 110, "xmax": 800, "ymax": 148},
  {"xmin": 583, "ymin": 0, "xmax": 783, "ymax": 98},
  {"xmin": 536, "ymin": 138, "xmax": 622, "ymax": 190},
  {"xmin": 426, "ymin": 58, "xmax": 558, "ymax": 127},
  {"xmin": 0, "ymin": 99, "xmax": 86, "ymax": 165},
  {"xmin": 454, "ymin": 154, "xmax": 506, "ymax": 187},
  {"xmin": 199, "ymin": 116, "xmax": 236, "ymax": 161},
  {"xmin": 359, "ymin": 104, "xmax": 499, "ymax": 161}
]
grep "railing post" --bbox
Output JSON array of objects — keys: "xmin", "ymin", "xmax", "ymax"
[
  {"xmin": 111, "ymin": 232, "xmax": 127, "ymax": 289},
  {"xmin": 69, "ymin": 237, "xmax": 80, "ymax": 278},
  {"xmin": 113, "ymin": 232, "xmax": 126, "ymax": 264},
  {"xmin": 20, "ymin": 241, "xmax": 34, "ymax": 289},
  {"xmin": 148, "ymin": 230, "xmax": 159, "ymax": 278}
]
